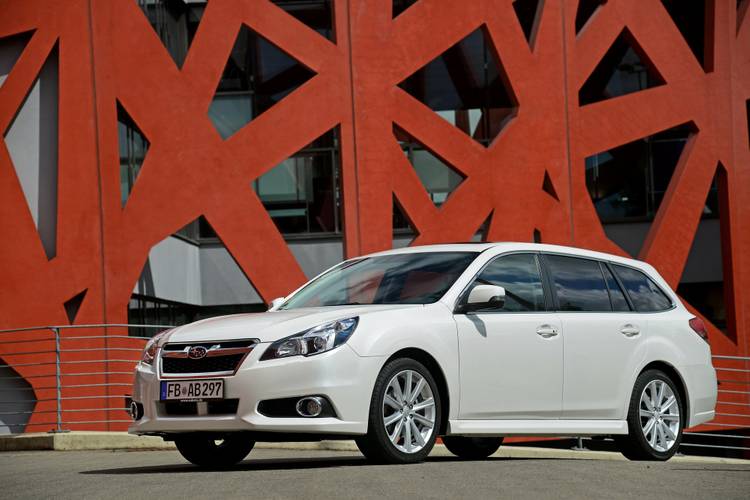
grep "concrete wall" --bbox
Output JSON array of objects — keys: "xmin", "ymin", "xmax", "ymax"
[
  {"xmin": 3, "ymin": 44, "xmax": 58, "ymax": 260},
  {"xmin": 135, "ymin": 235, "xmax": 345, "ymax": 306}
]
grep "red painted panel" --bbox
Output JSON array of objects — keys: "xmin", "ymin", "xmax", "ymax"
[{"xmin": 0, "ymin": 0, "xmax": 746, "ymax": 432}]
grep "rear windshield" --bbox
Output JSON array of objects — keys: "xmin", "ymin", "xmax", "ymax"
[{"xmin": 280, "ymin": 252, "xmax": 478, "ymax": 309}]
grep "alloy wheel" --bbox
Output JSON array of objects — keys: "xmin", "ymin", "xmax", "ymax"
[
  {"xmin": 382, "ymin": 369, "xmax": 436, "ymax": 454},
  {"xmin": 639, "ymin": 380, "xmax": 680, "ymax": 452}
]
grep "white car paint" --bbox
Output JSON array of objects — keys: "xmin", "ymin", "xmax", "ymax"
[{"xmin": 129, "ymin": 242, "xmax": 717, "ymax": 438}]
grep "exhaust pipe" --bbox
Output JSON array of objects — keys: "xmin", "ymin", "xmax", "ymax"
[{"xmin": 295, "ymin": 396, "xmax": 324, "ymax": 417}]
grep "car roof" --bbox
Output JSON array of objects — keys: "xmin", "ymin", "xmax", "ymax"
[{"xmin": 366, "ymin": 242, "xmax": 651, "ymax": 270}]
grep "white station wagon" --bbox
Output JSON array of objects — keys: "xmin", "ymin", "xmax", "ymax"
[{"xmin": 129, "ymin": 243, "xmax": 717, "ymax": 465}]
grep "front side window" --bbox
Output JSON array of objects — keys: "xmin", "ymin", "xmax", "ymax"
[
  {"xmin": 612, "ymin": 264, "xmax": 672, "ymax": 312},
  {"xmin": 469, "ymin": 253, "xmax": 545, "ymax": 312},
  {"xmin": 280, "ymin": 252, "xmax": 477, "ymax": 309},
  {"xmin": 545, "ymin": 255, "xmax": 611, "ymax": 312}
]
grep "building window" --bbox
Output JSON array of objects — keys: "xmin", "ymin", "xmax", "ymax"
[
  {"xmin": 128, "ymin": 295, "xmax": 265, "ymax": 337},
  {"xmin": 118, "ymin": 102, "xmax": 149, "ymax": 206},
  {"xmin": 398, "ymin": 26, "xmax": 518, "ymax": 146},
  {"xmin": 137, "ymin": 0, "xmax": 204, "ymax": 68},
  {"xmin": 585, "ymin": 124, "xmax": 697, "ymax": 223},
  {"xmin": 253, "ymin": 129, "xmax": 341, "ymax": 235},
  {"xmin": 208, "ymin": 24, "xmax": 315, "ymax": 139},
  {"xmin": 272, "ymin": 0, "xmax": 334, "ymax": 41},
  {"xmin": 394, "ymin": 126, "xmax": 464, "ymax": 208}
]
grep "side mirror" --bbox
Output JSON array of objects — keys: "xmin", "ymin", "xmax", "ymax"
[
  {"xmin": 268, "ymin": 297, "xmax": 286, "ymax": 311},
  {"xmin": 461, "ymin": 285, "xmax": 506, "ymax": 313}
]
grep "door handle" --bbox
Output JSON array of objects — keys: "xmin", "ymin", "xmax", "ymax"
[
  {"xmin": 620, "ymin": 324, "xmax": 640, "ymax": 337},
  {"xmin": 536, "ymin": 325, "xmax": 559, "ymax": 338}
]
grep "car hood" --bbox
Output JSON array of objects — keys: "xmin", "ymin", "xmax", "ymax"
[{"xmin": 164, "ymin": 305, "xmax": 422, "ymax": 344}]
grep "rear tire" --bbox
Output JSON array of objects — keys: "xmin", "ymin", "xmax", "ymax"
[
  {"xmin": 616, "ymin": 369, "xmax": 684, "ymax": 461},
  {"xmin": 174, "ymin": 434, "xmax": 254, "ymax": 467},
  {"xmin": 442, "ymin": 436, "xmax": 503, "ymax": 459},
  {"xmin": 356, "ymin": 358, "xmax": 442, "ymax": 464}
]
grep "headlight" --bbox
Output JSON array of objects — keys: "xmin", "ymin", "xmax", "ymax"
[
  {"xmin": 260, "ymin": 317, "xmax": 359, "ymax": 361},
  {"xmin": 141, "ymin": 330, "xmax": 169, "ymax": 365}
]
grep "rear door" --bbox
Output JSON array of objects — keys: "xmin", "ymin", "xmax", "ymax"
[{"xmin": 542, "ymin": 254, "xmax": 648, "ymax": 420}]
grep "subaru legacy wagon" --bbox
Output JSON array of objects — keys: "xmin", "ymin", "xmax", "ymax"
[{"xmin": 129, "ymin": 243, "xmax": 717, "ymax": 465}]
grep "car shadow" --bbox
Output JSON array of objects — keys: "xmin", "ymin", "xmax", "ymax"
[{"xmin": 80, "ymin": 454, "xmax": 555, "ymax": 475}]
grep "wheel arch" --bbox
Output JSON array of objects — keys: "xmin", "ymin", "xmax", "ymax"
[
  {"xmin": 637, "ymin": 360, "xmax": 690, "ymax": 428},
  {"xmin": 384, "ymin": 348, "xmax": 451, "ymax": 435}
]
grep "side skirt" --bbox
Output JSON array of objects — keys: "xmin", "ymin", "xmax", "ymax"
[{"xmin": 447, "ymin": 419, "xmax": 629, "ymax": 436}]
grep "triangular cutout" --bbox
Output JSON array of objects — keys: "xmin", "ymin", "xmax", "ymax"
[
  {"xmin": 398, "ymin": 25, "xmax": 518, "ymax": 147},
  {"xmin": 575, "ymin": 0, "xmax": 608, "ymax": 34},
  {"xmin": 0, "ymin": 31, "xmax": 33, "ymax": 88},
  {"xmin": 275, "ymin": 0, "xmax": 335, "ymax": 41},
  {"xmin": 209, "ymin": 24, "xmax": 316, "ymax": 140},
  {"xmin": 252, "ymin": 128, "xmax": 341, "ymax": 234},
  {"xmin": 64, "ymin": 289, "xmax": 87, "ymax": 324},
  {"xmin": 676, "ymin": 163, "xmax": 736, "ymax": 340},
  {"xmin": 118, "ymin": 100, "xmax": 150, "ymax": 207},
  {"xmin": 740, "ymin": 0, "xmax": 750, "ymax": 34},
  {"xmin": 660, "ymin": 0, "xmax": 712, "ymax": 72},
  {"xmin": 392, "ymin": 0, "xmax": 418, "ymax": 19},
  {"xmin": 137, "ymin": 0, "xmax": 204, "ymax": 69},
  {"xmin": 586, "ymin": 122, "xmax": 696, "ymax": 257},
  {"xmin": 4, "ymin": 41, "xmax": 58, "ymax": 260},
  {"xmin": 512, "ymin": 0, "xmax": 542, "ymax": 46},
  {"xmin": 130, "ymin": 217, "xmax": 264, "ymax": 336},
  {"xmin": 393, "ymin": 126, "xmax": 465, "ymax": 207},
  {"xmin": 393, "ymin": 197, "xmax": 418, "ymax": 248},
  {"xmin": 478, "ymin": 211, "xmax": 494, "ymax": 242},
  {"xmin": 745, "ymin": 99, "xmax": 749, "ymax": 148},
  {"xmin": 579, "ymin": 28, "xmax": 666, "ymax": 106},
  {"xmin": 542, "ymin": 170, "xmax": 559, "ymax": 201}
]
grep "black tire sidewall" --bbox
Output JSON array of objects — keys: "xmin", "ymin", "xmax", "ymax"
[
  {"xmin": 363, "ymin": 358, "xmax": 442, "ymax": 463},
  {"xmin": 624, "ymin": 370, "xmax": 684, "ymax": 461}
]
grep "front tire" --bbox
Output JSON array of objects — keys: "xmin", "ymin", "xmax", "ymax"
[
  {"xmin": 356, "ymin": 358, "xmax": 442, "ymax": 464},
  {"xmin": 174, "ymin": 434, "xmax": 255, "ymax": 467},
  {"xmin": 616, "ymin": 369, "xmax": 684, "ymax": 461},
  {"xmin": 443, "ymin": 436, "xmax": 503, "ymax": 459}
]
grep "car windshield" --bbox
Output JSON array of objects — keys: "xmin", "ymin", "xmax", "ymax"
[{"xmin": 279, "ymin": 252, "xmax": 478, "ymax": 309}]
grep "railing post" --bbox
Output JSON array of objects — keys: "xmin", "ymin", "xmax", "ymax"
[{"xmin": 53, "ymin": 327, "xmax": 62, "ymax": 433}]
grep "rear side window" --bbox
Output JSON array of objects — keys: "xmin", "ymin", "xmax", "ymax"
[
  {"xmin": 612, "ymin": 264, "xmax": 672, "ymax": 312},
  {"xmin": 473, "ymin": 253, "xmax": 545, "ymax": 312},
  {"xmin": 601, "ymin": 264, "xmax": 631, "ymax": 312},
  {"xmin": 545, "ymin": 255, "xmax": 611, "ymax": 311}
]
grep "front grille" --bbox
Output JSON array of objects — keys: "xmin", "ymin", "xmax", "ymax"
[
  {"xmin": 162, "ymin": 339, "xmax": 257, "ymax": 351},
  {"xmin": 162, "ymin": 354, "xmax": 245, "ymax": 374},
  {"xmin": 161, "ymin": 399, "xmax": 240, "ymax": 416}
]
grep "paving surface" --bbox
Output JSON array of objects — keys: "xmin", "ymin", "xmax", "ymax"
[{"xmin": 1, "ymin": 447, "xmax": 749, "ymax": 500}]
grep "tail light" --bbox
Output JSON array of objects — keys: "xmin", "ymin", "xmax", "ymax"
[{"xmin": 689, "ymin": 317, "xmax": 709, "ymax": 344}]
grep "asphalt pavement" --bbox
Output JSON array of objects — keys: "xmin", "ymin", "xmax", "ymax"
[{"xmin": 1, "ymin": 447, "xmax": 749, "ymax": 500}]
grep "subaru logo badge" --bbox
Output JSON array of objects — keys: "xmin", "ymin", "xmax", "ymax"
[{"xmin": 187, "ymin": 346, "xmax": 208, "ymax": 360}]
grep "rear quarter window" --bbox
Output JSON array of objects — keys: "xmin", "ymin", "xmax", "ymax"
[{"xmin": 611, "ymin": 264, "xmax": 672, "ymax": 312}]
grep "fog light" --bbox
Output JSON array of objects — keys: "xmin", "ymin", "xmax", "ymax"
[{"xmin": 295, "ymin": 396, "xmax": 324, "ymax": 417}]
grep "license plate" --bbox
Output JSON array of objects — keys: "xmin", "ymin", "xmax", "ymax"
[{"xmin": 160, "ymin": 380, "xmax": 224, "ymax": 401}]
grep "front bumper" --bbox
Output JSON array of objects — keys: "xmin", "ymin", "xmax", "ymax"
[{"xmin": 128, "ymin": 343, "xmax": 383, "ymax": 436}]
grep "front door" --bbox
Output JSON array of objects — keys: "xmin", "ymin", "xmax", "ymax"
[{"xmin": 454, "ymin": 253, "xmax": 563, "ymax": 420}]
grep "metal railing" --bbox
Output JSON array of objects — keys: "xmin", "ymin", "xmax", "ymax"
[
  {"xmin": 0, "ymin": 324, "xmax": 748, "ymax": 456},
  {"xmin": 680, "ymin": 354, "xmax": 750, "ymax": 454},
  {"xmin": 0, "ymin": 324, "xmax": 171, "ymax": 433}
]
